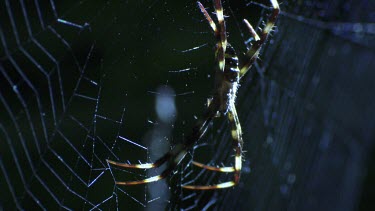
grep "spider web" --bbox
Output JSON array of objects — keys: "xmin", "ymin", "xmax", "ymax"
[{"xmin": 1, "ymin": 0, "xmax": 375, "ymax": 210}]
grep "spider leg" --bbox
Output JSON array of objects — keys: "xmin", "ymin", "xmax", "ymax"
[
  {"xmin": 190, "ymin": 161, "xmax": 235, "ymax": 172},
  {"xmin": 198, "ymin": 0, "xmax": 227, "ymax": 72},
  {"xmin": 107, "ymin": 144, "xmax": 187, "ymax": 185},
  {"xmin": 183, "ymin": 103, "xmax": 243, "ymax": 190},
  {"xmin": 239, "ymin": 0, "xmax": 280, "ymax": 78},
  {"xmin": 107, "ymin": 101, "xmax": 220, "ymax": 186},
  {"xmin": 213, "ymin": 0, "xmax": 227, "ymax": 72},
  {"xmin": 197, "ymin": 1, "xmax": 216, "ymax": 32},
  {"xmin": 107, "ymin": 150, "xmax": 172, "ymax": 169}
]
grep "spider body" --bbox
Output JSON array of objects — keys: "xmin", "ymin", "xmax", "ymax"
[
  {"xmin": 107, "ymin": 0, "xmax": 279, "ymax": 190},
  {"xmin": 214, "ymin": 43, "xmax": 240, "ymax": 114}
]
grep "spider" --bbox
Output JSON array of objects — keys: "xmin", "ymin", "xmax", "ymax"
[{"xmin": 107, "ymin": 0, "xmax": 279, "ymax": 190}]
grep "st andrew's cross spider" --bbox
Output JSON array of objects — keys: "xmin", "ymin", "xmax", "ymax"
[{"xmin": 107, "ymin": 0, "xmax": 280, "ymax": 190}]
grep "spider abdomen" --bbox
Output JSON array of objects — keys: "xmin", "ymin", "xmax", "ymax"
[
  {"xmin": 224, "ymin": 44, "xmax": 240, "ymax": 83},
  {"xmin": 215, "ymin": 44, "xmax": 240, "ymax": 114}
]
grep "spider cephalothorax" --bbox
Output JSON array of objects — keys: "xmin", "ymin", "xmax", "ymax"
[{"xmin": 107, "ymin": 0, "xmax": 280, "ymax": 190}]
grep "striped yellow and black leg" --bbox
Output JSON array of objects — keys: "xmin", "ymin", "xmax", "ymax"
[
  {"xmin": 107, "ymin": 144, "xmax": 187, "ymax": 185},
  {"xmin": 213, "ymin": 0, "xmax": 227, "ymax": 72},
  {"xmin": 227, "ymin": 103, "xmax": 243, "ymax": 187},
  {"xmin": 240, "ymin": 0, "xmax": 280, "ymax": 78},
  {"xmin": 198, "ymin": 0, "xmax": 227, "ymax": 72},
  {"xmin": 183, "ymin": 103, "xmax": 243, "ymax": 190}
]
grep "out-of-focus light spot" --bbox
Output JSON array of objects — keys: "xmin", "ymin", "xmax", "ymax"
[
  {"xmin": 287, "ymin": 174, "xmax": 296, "ymax": 184},
  {"xmin": 353, "ymin": 23, "xmax": 363, "ymax": 33},
  {"xmin": 156, "ymin": 86, "xmax": 177, "ymax": 124},
  {"xmin": 266, "ymin": 135, "xmax": 273, "ymax": 144},
  {"xmin": 280, "ymin": 184, "xmax": 290, "ymax": 195},
  {"xmin": 319, "ymin": 129, "xmax": 332, "ymax": 151}
]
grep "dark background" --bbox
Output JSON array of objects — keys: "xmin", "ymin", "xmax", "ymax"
[{"xmin": 0, "ymin": 0, "xmax": 374, "ymax": 210}]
